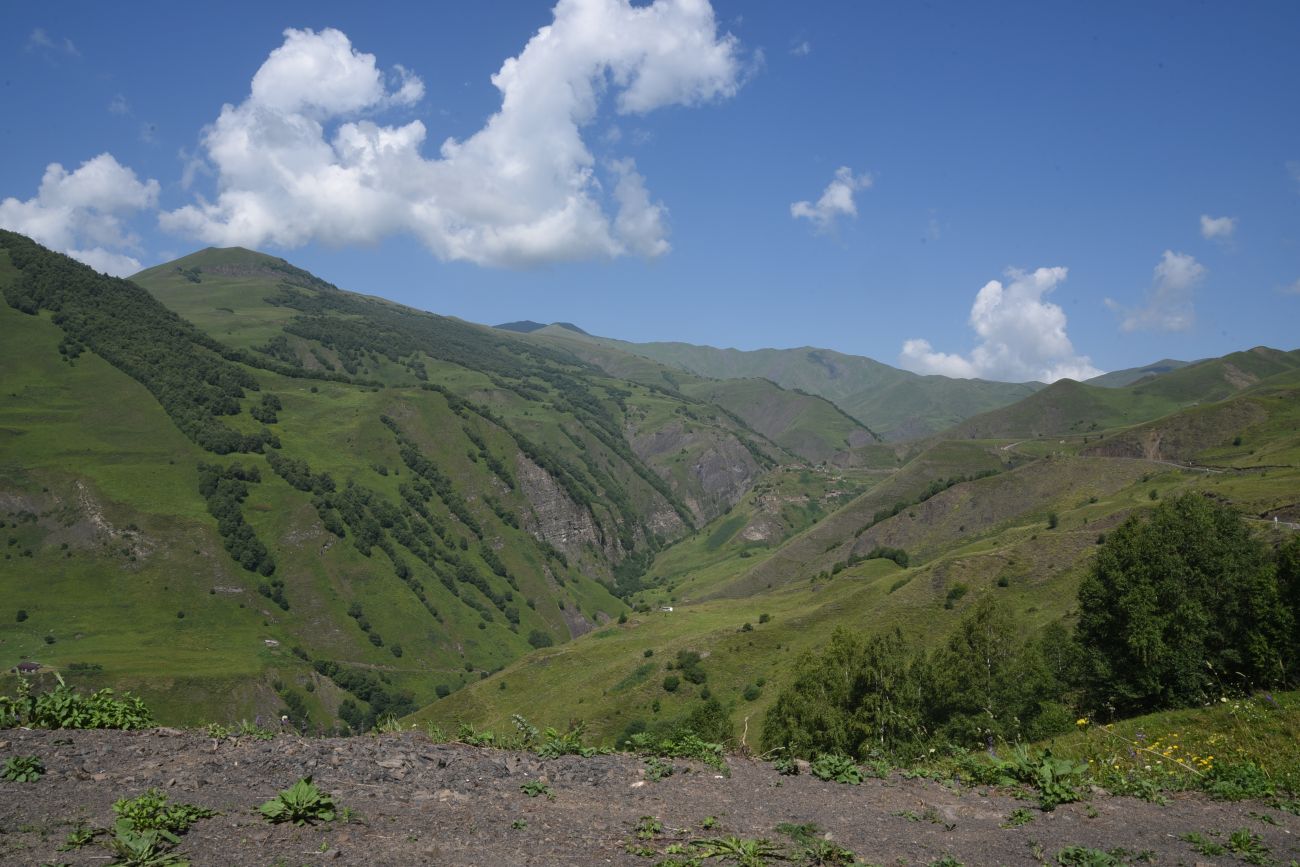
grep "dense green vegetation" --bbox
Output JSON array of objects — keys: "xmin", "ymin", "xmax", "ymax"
[
  {"xmin": 1078, "ymin": 496, "xmax": 1296, "ymax": 714},
  {"xmin": 761, "ymin": 495, "xmax": 1300, "ymax": 761},
  {"xmin": 0, "ymin": 231, "xmax": 273, "ymax": 454}
]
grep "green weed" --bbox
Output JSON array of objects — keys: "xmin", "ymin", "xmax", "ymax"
[
  {"xmin": 113, "ymin": 789, "xmax": 214, "ymax": 835},
  {"xmin": 1179, "ymin": 831, "xmax": 1226, "ymax": 856},
  {"xmin": 2, "ymin": 754, "xmax": 45, "ymax": 782},
  {"xmin": 1054, "ymin": 847, "xmax": 1123, "ymax": 866},
  {"xmin": 259, "ymin": 777, "xmax": 337, "ymax": 825},
  {"xmin": 810, "ymin": 754, "xmax": 861, "ymax": 785},
  {"xmin": 519, "ymin": 779, "xmax": 554, "ymax": 799},
  {"xmin": 0, "ymin": 675, "xmax": 152, "ymax": 730},
  {"xmin": 635, "ymin": 816, "xmax": 663, "ymax": 840},
  {"xmin": 104, "ymin": 819, "xmax": 188, "ymax": 866},
  {"xmin": 58, "ymin": 825, "xmax": 101, "ymax": 851},
  {"xmin": 1001, "ymin": 808, "xmax": 1035, "ymax": 828},
  {"xmin": 645, "ymin": 756, "xmax": 674, "ymax": 781},
  {"xmin": 691, "ymin": 836, "xmax": 787, "ymax": 866},
  {"xmin": 1226, "ymin": 827, "xmax": 1271, "ymax": 864}
]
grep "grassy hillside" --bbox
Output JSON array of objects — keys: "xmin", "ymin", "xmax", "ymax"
[
  {"xmin": 530, "ymin": 327, "xmax": 1041, "ymax": 441},
  {"xmin": 415, "ymin": 380, "xmax": 1300, "ymax": 745},
  {"xmin": 0, "ymin": 236, "xmax": 812, "ymax": 729},
  {"xmin": 3, "ymin": 234, "xmax": 1296, "ymax": 751},
  {"xmin": 1086, "ymin": 358, "xmax": 1189, "ymax": 388},
  {"xmin": 522, "ymin": 328, "xmax": 879, "ymax": 464},
  {"xmin": 946, "ymin": 348, "xmax": 1300, "ymax": 442}
]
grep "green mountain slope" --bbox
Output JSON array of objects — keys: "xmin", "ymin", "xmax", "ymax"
[
  {"xmin": 0, "ymin": 236, "xmax": 810, "ymax": 728},
  {"xmin": 1086, "ymin": 358, "xmax": 1189, "ymax": 388},
  {"xmin": 415, "ymin": 377, "xmax": 1300, "ymax": 744},
  {"xmin": 5, "ymin": 233, "xmax": 1296, "ymax": 749},
  {"xmin": 519, "ymin": 327, "xmax": 881, "ymax": 464},
  {"xmin": 528, "ymin": 328, "xmax": 1041, "ymax": 441},
  {"xmin": 945, "ymin": 348, "xmax": 1300, "ymax": 441}
]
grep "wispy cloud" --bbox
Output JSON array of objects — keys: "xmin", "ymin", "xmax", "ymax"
[
  {"xmin": 1107, "ymin": 250, "xmax": 1205, "ymax": 332},
  {"xmin": 790, "ymin": 40, "xmax": 811, "ymax": 57},
  {"xmin": 1199, "ymin": 214, "xmax": 1236, "ymax": 242},
  {"xmin": 26, "ymin": 27, "xmax": 79, "ymax": 58}
]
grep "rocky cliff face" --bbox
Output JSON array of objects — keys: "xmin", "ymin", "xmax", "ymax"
[
  {"xmin": 514, "ymin": 453, "xmax": 615, "ymax": 561},
  {"xmin": 629, "ymin": 421, "xmax": 763, "ymax": 525}
]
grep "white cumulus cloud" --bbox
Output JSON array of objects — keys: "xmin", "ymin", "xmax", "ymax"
[
  {"xmin": 899, "ymin": 266, "xmax": 1102, "ymax": 383},
  {"xmin": 163, "ymin": 2, "xmax": 744, "ymax": 267},
  {"xmin": 1107, "ymin": 250, "xmax": 1205, "ymax": 333},
  {"xmin": 1200, "ymin": 214, "xmax": 1236, "ymax": 241},
  {"xmin": 790, "ymin": 166, "xmax": 872, "ymax": 231},
  {"xmin": 0, "ymin": 153, "xmax": 160, "ymax": 276}
]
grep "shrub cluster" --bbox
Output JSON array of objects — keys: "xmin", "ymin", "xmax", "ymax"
[
  {"xmin": 197, "ymin": 462, "xmax": 278, "ymax": 582},
  {"xmin": 766, "ymin": 495, "xmax": 1300, "ymax": 761}
]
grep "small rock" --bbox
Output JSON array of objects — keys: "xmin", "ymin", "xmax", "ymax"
[{"xmin": 154, "ymin": 727, "xmax": 185, "ymax": 737}]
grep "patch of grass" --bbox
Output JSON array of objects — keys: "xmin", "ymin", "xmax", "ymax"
[
  {"xmin": 1225, "ymin": 827, "xmax": 1271, "ymax": 864},
  {"xmin": 1001, "ymin": 808, "xmax": 1035, "ymax": 828},
  {"xmin": 1179, "ymin": 831, "xmax": 1226, "ymax": 856},
  {"xmin": 1052, "ymin": 692, "xmax": 1300, "ymax": 799}
]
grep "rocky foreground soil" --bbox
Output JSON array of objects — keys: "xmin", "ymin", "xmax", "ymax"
[{"xmin": 1, "ymin": 728, "xmax": 1297, "ymax": 866}]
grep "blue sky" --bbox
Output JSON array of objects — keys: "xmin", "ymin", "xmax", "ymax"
[{"xmin": 2, "ymin": 1, "xmax": 1298, "ymax": 381}]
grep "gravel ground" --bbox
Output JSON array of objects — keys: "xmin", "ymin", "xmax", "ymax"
[{"xmin": 1, "ymin": 728, "xmax": 1297, "ymax": 866}]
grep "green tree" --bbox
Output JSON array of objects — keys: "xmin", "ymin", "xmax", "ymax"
[
  {"xmin": 761, "ymin": 628, "xmax": 927, "ymax": 761},
  {"xmin": 1276, "ymin": 534, "xmax": 1300, "ymax": 675},
  {"xmin": 927, "ymin": 596, "xmax": 1060, "ymax": 745},
  {"xmin": 1075, "ymin": 494, "xmax": 1288, "ymax": 715}
]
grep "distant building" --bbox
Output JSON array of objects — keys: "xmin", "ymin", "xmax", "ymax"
[{"xmin": 14, "ymin": 661, "xmax": 41, "ymax": 674}]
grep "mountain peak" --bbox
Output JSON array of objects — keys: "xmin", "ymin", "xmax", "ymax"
[
  {"xmin": 132, "ymin": 247, "xmax": 337, "ymax": 291},
  {"xmin": 494, "ymin": 320, "xmax": 589, "ymax": 335}
]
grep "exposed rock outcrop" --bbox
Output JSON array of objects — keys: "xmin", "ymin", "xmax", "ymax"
[{"xmin": 514, "ymin": 453, "xmax": 614, "ymax": 560}]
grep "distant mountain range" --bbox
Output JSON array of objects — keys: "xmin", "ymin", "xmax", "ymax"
[{"xmin": 493, "ymin": 322, "xmax": 1043, "ymax": 440}]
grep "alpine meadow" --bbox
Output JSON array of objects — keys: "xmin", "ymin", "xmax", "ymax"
[{"xmin": 3, "ymin": 2, "xmax": 1300, "ymax": 864}]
